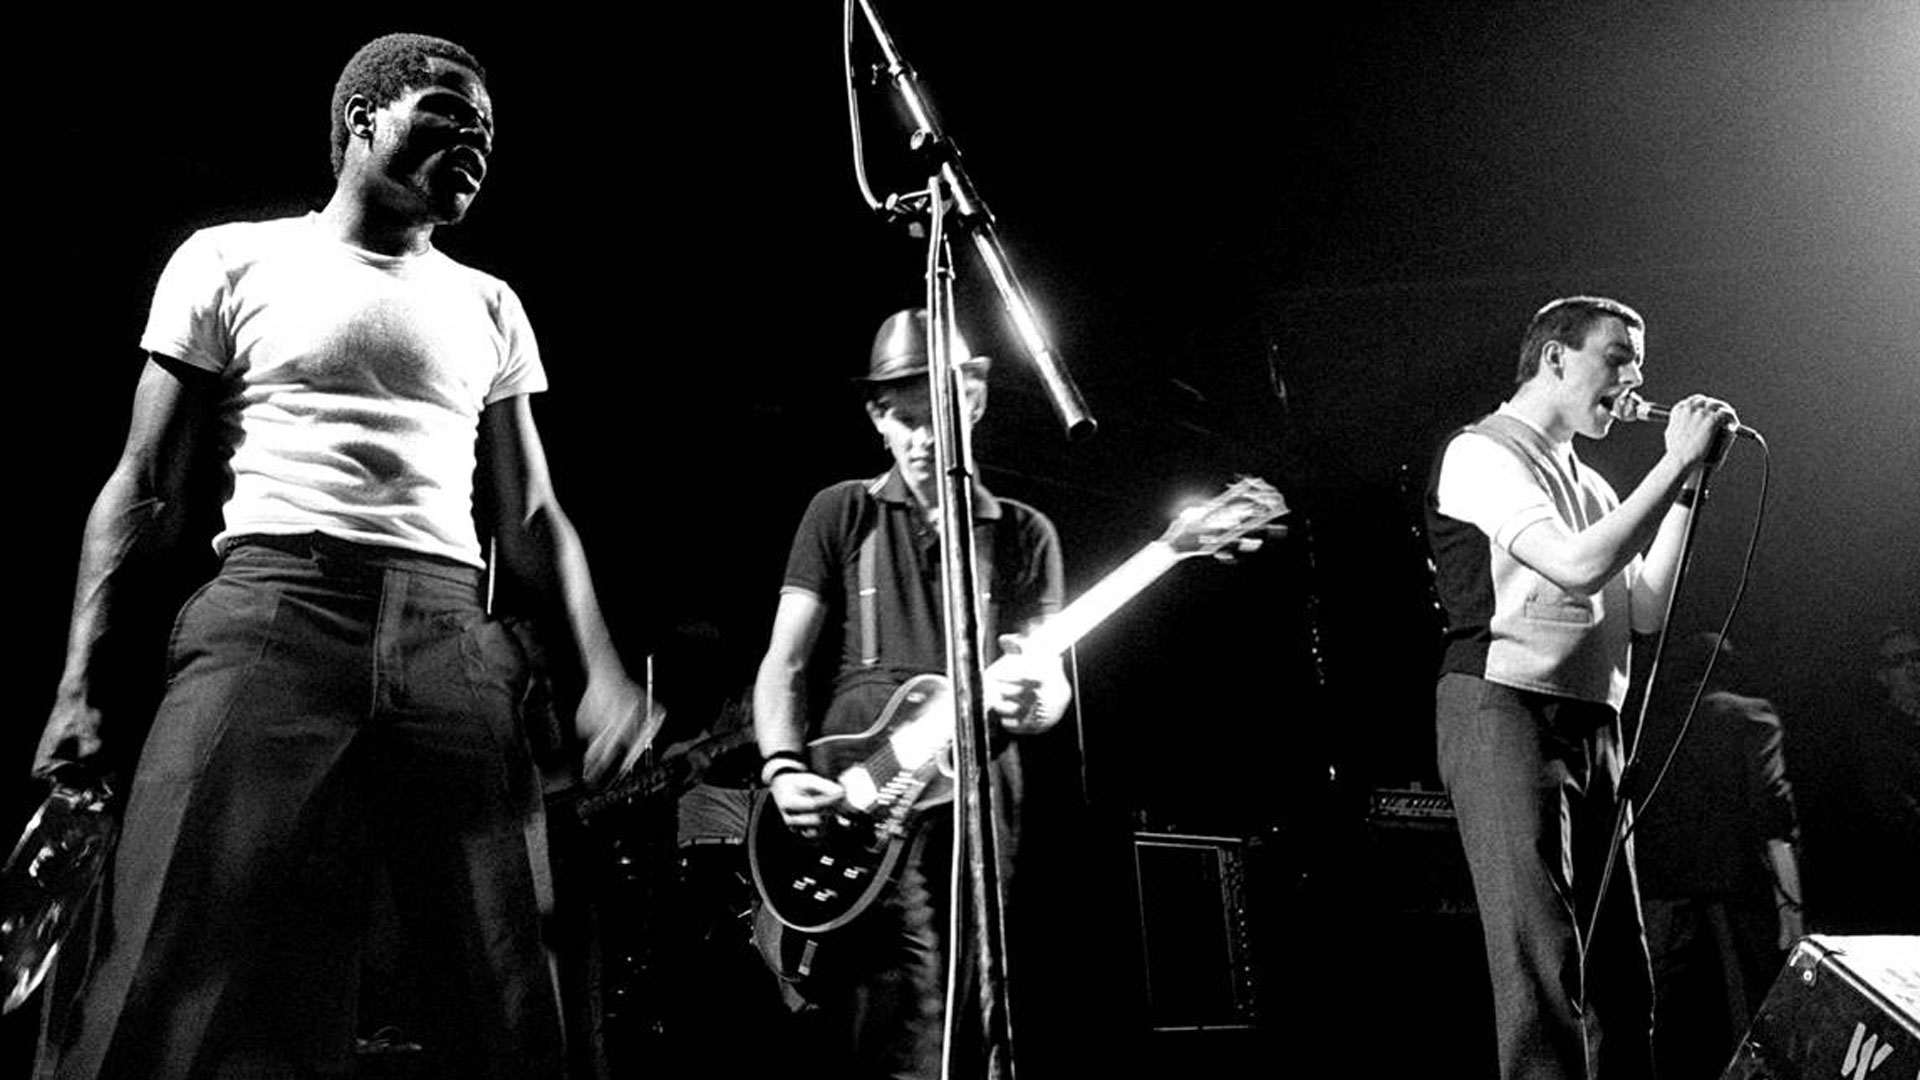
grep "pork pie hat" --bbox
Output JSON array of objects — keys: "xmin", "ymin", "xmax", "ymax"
[{"xmin": 859, "ymin": 308, "xmax": 992, "ymax": 384}]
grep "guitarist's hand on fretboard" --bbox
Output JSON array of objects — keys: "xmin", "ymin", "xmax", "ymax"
[
  {"xmin": 983, "ymin": 633, "xmax": 1071, "ymax": 736},
  {"xmin": 768, "ymin": 770, "xmax": 845, "ymax": 837}
]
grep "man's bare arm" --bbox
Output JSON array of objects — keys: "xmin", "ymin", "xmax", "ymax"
[
  {"xmin": 753, "ymin": 589, "xmax": 843, "ymax": 829},
  {"xmin": 37, "ymin": 356, "xmax": 216, "ymax": 780},
  {"xmin": 478, "ymin": 394, "xmax": 657, "ymax": 784},
  {"xmin": 1506, "ymin": 395, "xmax": 1735, "ymax": 602}
]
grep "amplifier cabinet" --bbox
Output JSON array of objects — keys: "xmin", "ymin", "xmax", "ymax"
[
  {"xmin": 1722, "ymin": 934, "xmax": 1919, "ymax": 1080},
  {"xmin": 1364, "ymin": 787, "xmax": 1477, "ymax": 917},
  {"xmin": 1131, "ymin": 832, "xmax": 1260, "ymax": 1032}
]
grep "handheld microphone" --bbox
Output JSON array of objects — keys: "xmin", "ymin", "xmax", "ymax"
[{"xmin": 1611, "ymin": 392, "xmax": 1759, "ymax": 440}]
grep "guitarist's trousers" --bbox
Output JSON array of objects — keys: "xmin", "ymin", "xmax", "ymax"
[
  {"xmin": 835, "ymin": 807, "xmax": 951, "ymax": 1078},
  {"xmin": 38, "ymin": 537, "xmax": 566, "ymax": 1080},
  {"xmin": 815, "ymin": 757, "xmax": 1023, "ymax": 1080}
]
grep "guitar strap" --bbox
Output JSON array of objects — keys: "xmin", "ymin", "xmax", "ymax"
[
  {"xmin": 858, "ymin": 476, "xmax": 886, "ymax": 669},
  {"xmin": 858, "ymin": 531, "xmax": 879, "ymax": 669}
]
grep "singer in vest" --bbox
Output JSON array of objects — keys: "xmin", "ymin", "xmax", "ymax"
[
  {"xmin": 1424, "ymin": 296, "xmax": 1740, "ymax": 1080},
  {"xmin": 29, "ymin": 34, "xmax": 658, "ymax": 1079}
]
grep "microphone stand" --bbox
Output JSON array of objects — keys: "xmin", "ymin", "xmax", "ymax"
[
  {"xmin": 1584, "ymin": 445, "xmax": 1724, "ymax": 956},
  {"xmin": 849, "ymin": 5, "xmax": 1102, "ymax": 1073},
  {"xmin": 920, "ymin": 180, "xmax": 1017, "ymax": 1078},
  {"xmin": 847, "ymin": 4, "xmax": 1105, "ymax": 1074}
]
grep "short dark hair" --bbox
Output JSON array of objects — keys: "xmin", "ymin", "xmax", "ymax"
[
  {"xmin": 329, "ymin": 33, "xmax": 486, "ymax": 176},
  {"xmin": 1515, "ymin": 295, "xmax": 1644, "ymax": 384}
]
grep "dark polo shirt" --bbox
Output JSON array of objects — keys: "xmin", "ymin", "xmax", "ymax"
[{"xmin": 778, "ymin": 468, "xmax": 1063, "ymax": 739}]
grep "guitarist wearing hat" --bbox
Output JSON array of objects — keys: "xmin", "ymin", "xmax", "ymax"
[{"xmin": 750, "ymin": 307, "xmax": 1071, "ymax": 1078}]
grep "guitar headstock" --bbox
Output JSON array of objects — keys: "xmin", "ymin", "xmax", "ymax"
[{"xmin": 1159, "ymin": 476, "xmax": 1290, "ymax": 560}]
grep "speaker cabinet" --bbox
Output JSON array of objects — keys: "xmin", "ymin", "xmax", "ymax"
[
  {"xmin": 1721, "ymin": 935, "xmax": 1919, "ymax": 1079},
  {"xmin": 1363, "ymin": 787, "xmax": 1477, "ymax": 917},
  {"xmin": 1131, "ymin": 832, "xmax": 1260, "ymax": 1032}
]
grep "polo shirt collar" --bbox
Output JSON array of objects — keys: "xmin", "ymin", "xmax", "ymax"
[{"xmin": 873, "ymin": 467, "xmax": 1003, "ymax": 520}]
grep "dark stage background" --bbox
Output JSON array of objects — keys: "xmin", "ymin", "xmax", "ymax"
[{"xmin": 8, "ymin": 4, "xmax": 1916, "ymax": 1076}]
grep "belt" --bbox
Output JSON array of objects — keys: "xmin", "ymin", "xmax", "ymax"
[{"xmin": 226, "ymin": 533, "xmax": 483, "ymax": 582}]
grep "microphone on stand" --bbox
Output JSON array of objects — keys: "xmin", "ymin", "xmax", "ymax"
[{"xmin": 1611, "ymin": 391, "xmax": 1760, "ymax": 440}]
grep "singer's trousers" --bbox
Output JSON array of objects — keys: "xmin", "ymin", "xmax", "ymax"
[
  {"xmin": 40, "ymin": 537, "xmax": 565, "ymax": 1080},
  {"xmin": 1437, "ymin": 673, "xmax": 1656, "ymax": 1080}
]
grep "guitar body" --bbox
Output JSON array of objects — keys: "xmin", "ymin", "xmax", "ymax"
[{"xmin": 748, "ymin": 673, "xmax": 957, "ymax": 933}]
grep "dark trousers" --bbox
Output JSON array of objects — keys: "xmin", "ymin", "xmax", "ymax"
[
  {"xmin": 41, "ymin": 537, "xmax": 564, "ymax": 1080},
  {"xmin": 834, "ymin": 814, "xmax": 950, "ymax": 1080},
  {"xmin": 810, "ymin": 760, "xmax": 1024, "ymax": 1080},
  {"xmin": 1437, "ymin": 673, "xmax": 1656, "ymax": 1080}
]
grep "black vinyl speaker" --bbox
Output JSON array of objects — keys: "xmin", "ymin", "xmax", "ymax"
[
  {"xmin": 1721, "ymin": 935, "xmax": 1919, "ymax": 1079},
  {"xmin": 1131, "ymin": 832, "xmax": 1260, "ymax": 1032}
]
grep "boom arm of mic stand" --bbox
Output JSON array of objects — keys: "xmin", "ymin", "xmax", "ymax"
[{"xmin": 856, "ymin": 0, "xmax": 1097, "ymax": 440}]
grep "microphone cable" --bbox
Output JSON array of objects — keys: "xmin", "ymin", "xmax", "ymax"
[{"xmin": 844, "ymin": 0, "xmax": 887, "ymax": 215}]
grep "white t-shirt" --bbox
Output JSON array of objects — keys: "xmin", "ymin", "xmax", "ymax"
[{"xmin": 141, "ymin": 214, "xmax": 547, "ymax": 567}]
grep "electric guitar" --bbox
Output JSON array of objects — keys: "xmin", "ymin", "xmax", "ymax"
[{"xmin": 748, "ymin": 476, "xmax": 1289, "ymax": 934}]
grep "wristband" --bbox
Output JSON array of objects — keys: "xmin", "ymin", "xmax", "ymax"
[{"xmin": 760, "ymin": 750, "xmax": 807, "ymax": 786}]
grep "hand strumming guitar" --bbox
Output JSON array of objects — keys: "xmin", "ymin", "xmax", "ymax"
[{"xmin": 765, "ymin": 762, "xmax": 844, "ymax": 838}]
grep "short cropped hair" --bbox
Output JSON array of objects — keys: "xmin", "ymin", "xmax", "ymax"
[
  {"xmin": 1515, "ymin": 295, "xmax": 1645, "ymax": 384},
  {"xmin": 329, "ymin": 33, "xmax": 486, "ymax": 176}
]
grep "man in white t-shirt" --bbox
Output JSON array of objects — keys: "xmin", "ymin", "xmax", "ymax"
[
  {"xmin": 1424, "ymin": 296, "xmax": 1738, "ymax": 1080},
  {"xmin": 30, "ymin": 33, "xmax": 655, "ymax": 1080}
]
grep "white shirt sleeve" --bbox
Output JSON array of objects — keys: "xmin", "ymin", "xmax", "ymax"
[
  {"xmin": 485, "ymin": 279, "xmax": 547, "ymax": 404},
  {"xmin": 140, "ymin": 228, "xmax": 233, "ymax": 374},
  {"xmin": 1434, "ymin": 431, "xmax": 1558, "ymax": 553}
]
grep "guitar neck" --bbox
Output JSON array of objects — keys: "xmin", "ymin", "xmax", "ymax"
[
  {"xmin": 1023, "ymin": 542, "xmax": 1183, "ymax": 659},
  {"xmin": 571, "ymin": 726, "xmax": 755, "ymax": 820}
]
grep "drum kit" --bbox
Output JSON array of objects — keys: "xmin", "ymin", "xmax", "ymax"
[{"xmin": 565, "ymin": 696, "xmax": 796, "ymax": 1072}]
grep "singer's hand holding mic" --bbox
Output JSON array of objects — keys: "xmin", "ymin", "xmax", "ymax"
[{"xmin": 1612, "ymin": 391, "xmax": 1749, "ymax": 471}]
